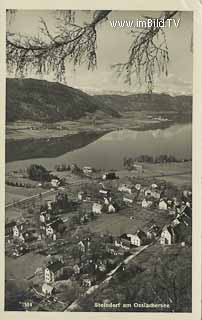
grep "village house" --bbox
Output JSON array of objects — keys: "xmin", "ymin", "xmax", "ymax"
[
  {"xmin": 83, "ymin": 166, "xmax": 93, "ymax": 174},
  {"xmin": 108, "ymin": 203, "xmax": 116, "ymax": 213},
  {"xmin": 142, "ymin": 198, "xmax": 153, "ymax": 208},
  {"xmin": 92, "ymin": 202, "xmax": 103, "ymax": 214},
  {"xmin": 145, "ymin": 189, "xmax": 152, "ymax": 197},
  {"xmin": 118, "ymin": 184, "xmax": 135, "ymax": 194},
  {"xmin": 135, "ymin": 183, "xmax": 141, "ymax": 191},
  {"xmin": 127, "ymin": 230, "xmax": 147, "ymax": 247},
  {"xmin": 99, "ymin": 188, "xmax": 111, "ymax": 196},
  {"xmin": 44, "ymin": 260, "xmax": 65, "ymax": 283},
  {"xmin": 151, "ymin": 183, "xmax": 158, "ymax": 189},
  {"xmin": 5, "ymin": 221, "xmax": 16, "ymax": 237},
  {"xmin": 151, "ymin": 190, "xmax": 161, "ymax": 200},
  {"xmin": 160, "ymin": 225, "xmax": 175, "ymax": 245},
  {"xmin": 159, "ymin": 199, "xmax": 168, "ymax": 210},
  {"xmin": 146, "ymin": 224, "xmax": 160, "ymax": 240},
  {"xmin": 123, "ymin": 194, "xmax": 136, "ymax": 205},
  {"xmin": 51, "ymin": 179, "xmax": 60, "ymax": 188},
  {"xmin": 46, "ymin": 218, "xmax": 64, "ymax": 237},
  {"xmin": 119, "ymin": 234, "xmax": 131, "ymax": 249},
  {"xmin": 11, "ymin": 221, "xmax": 25, "ymax": 238},
  {"xmin": 102, "ymin": 172, "xmax": 118, "ymax": 180},
  {"xmin": 42, "ymin": 283, "xmax": 55, "ymax": 296}
]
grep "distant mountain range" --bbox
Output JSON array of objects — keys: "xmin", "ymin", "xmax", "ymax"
[{"xmin": 6, "ymin": 78, "xmax": 192, "ymax": 123}]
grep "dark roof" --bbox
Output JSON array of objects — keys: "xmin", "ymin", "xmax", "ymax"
[
  {"xmin": 49, "ymin": 219, "xmax": 63, "ymax": 230},
  {"xmin": 5, "ymin": 221, "xmax": 16, "ymax": 229},
  {"xmin": 47, "ymin": 260, "xmax": 64, "ymax": 273},
  {"xmin": 136, "ymin": 230, "xmax": 147, "ymax": 240}
]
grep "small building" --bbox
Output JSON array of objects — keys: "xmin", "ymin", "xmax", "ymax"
[
  {"xmin": 127, "ymin": 230, "xmax": 147, "ymax": 247},
  {"xmin": 135, "ymin": 184, "xmax": 141, "ymax": 191},
  {"xmin": 118, "ymin": 184, "xmax": 134, "ymax": 194},
  {"xmin": 51, "ymin": 179, "xmax": 60, "ymax": 188},
  {"xmin": 151, "ymin": 191, "xmax": 161, "ymax": 200},
  {"xmin": 42, "ymin": 283, "xmax": 55, "ymax": 296},
  {"xmin": 44, "ymin": 260, "xmax": 65, "ymax": 283},
  {"xmin": 92, "ymin": 202, "xmax": 103, "ymax": 214},
  {"xmin": 142, "ymin": 198, "xmax": 153, "ymax": 208},
  {"xmin": 83, "ymin": 166, "xmax": 93, "ymax": 174},
  {"xmin": 102, "ymin": 172, "xmax": 118, "ymax": 180},
  {"xmin": 108, "ymin": 203, "xmax": 116, "ymax": 213},
  {"xmin": 46, "ymin": 219, "xmax": 64, "ymax": 237},
  {"xmin": 78, "ymin": 191, "xmax": 86, "ymax": 201},
  {"xmin": 5, "ymin": 221, "xmax": 16, "ymax": 236},
  {"xmin": 159, "ymin": 199, "xmax": 168, "ymax": 210},
  {"xmin": 99, "ymin": 189, "xmax": 111, "ymax": 196},
  {"xmin": 123, "ymin": 194, "xmax": 136, "ymax": 204},
  {"xmin": 160, "ymin": 225, "xmax": 175, "ymax": 245}
]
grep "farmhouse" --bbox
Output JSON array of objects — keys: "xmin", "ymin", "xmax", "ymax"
[
  {"xmin": 46, "ymin": 219, "xmax": 64, "ymax": 236},
  {"xmin": 142, "ymin": 198, "xmax": 153, "ymax": 208},
  {"xmin": 160, "ymin": 225, "xmax": 175, "ymax": 245},
  {"xmin": 44, "ymin": 260, "xmax": 65, "ymax": 283},
  {"xmin": 51, "ymin": 179, "xmax": 60, "ymax": 188},
  {"xmin": 159, "ymin": 199, "xmax": 168, "ymax": 210},
  {"xmin": 102, "ymin": 172, "xmax": 118, "ymax": 180},
  {"xmin": 127, "ymin": 230, "xmax": 147, "ymax": 247},
  {"xmin": 5, "ymin": 221, "xmax": 16, "ymax": 236},
  {"xmin": 118, "ymin": 184, "xmax": 135, "ymax": 194},
  {"xmin": 92, "ymin": 202, "xmax": 103, "ymax": 214},
  {"xmin": 42, "ymin": 283, "xmax": 55, "ymax": 296},
  {"xmin": 123, "ymin": 194, "xmax": 136, "ymax": 204},
  {"xmin": 83, "ymin": 166, "xmax": 93, "ymax": 174},
  {"xmin": 108, "ymin": 203, "xmax": 116, "ymax": 213}
]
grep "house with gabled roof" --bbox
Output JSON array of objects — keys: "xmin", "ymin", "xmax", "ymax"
[
  {"xmin": 160, "ymin": 225, "xmax": 175, "ymax": 245},
  {"xmin": 44, "ymin": 260, "xmax": 65, "ymax": 283},
  {"xmin": 159, "ymin": 199, "xmax": 168, "ymax": 210},
  {"xmin": 128, "ymin": 230, "xmax": 147, "ymax": 247}
]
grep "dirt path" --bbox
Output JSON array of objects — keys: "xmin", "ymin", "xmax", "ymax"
[{"xmin": 64, "ymin": 243, "xmax": 152, "ymax": 311}]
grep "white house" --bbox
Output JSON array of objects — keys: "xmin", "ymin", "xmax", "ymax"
[
  {"xmin": 123, "ymin": 195, "xmax": 135, "ymax": 204},
  {"xmin": 160, "ymin": 225, "xmax": 175, "ymax": 245},
  {"xmin": 92, "ymin": 202, "xmax": 103, "ymax": 214},
  {"xmin": 159, "ymin": 199, "xmax": 168, "ymax": 210},
  {"xmin": 83, "ymin": 166, "xmax": 93, "ymax": 174},
  {"xmin": 44, "ymin": 260, "xmax": 65, "ymax": 283},
  {"xmin": 108, "ymin": 204, "xmax": 116, "ymax": 213},
  {"xmin": 13, "ymin": 225, "xmax": 20, "ymax": 238},
  {"xmin": 118, "ymin": 184, "xmax": 134, "ymax": 194},
  {"xmin": 42, "ymin": 283, "xmax": 54, "ymax": 295},
  {"xmin": 135, "ymin": 184, "xmax": 141, "ymax": 191},
  {"xmin": 99, "ymin": 189, "xmax": 110, "ymax": 196},
  {"xmin": 142, "ymin": 198, "xmax": 153, "ymax": 208},
  {"xmin": 127, "ymin": 230, "xmax": 147, "ymax": 247}
]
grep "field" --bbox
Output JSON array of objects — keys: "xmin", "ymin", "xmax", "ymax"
[{"xmin": 82, "ymin": 207, "xmax": 172, "ymax": 237}]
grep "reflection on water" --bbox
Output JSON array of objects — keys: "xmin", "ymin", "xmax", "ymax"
[{"xmin": 6, "ymin": 123, "xmax": 192, "ymax": 171}]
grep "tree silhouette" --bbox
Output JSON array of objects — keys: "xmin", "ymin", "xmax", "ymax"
[{"xmin": 6, "ymin": 10, "xmax": 181, "ymax": 92}]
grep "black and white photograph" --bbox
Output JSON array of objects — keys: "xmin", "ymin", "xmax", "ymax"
[{"xmin": 5, "ymin": 9, "xmax": 193, "ymax": 313}]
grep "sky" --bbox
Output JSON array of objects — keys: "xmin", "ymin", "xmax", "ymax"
[{"xmin": 7, "ymin": 10, "xmax": 193, "ymax": 95}]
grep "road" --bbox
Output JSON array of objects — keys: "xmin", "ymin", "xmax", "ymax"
[
  {"xmin": 5, "ymin": 178, "xmax": 91, "ymax": 209},
  {"xmin": 64, "ymin": 243, "xmax": 152, "ymax": 311}
]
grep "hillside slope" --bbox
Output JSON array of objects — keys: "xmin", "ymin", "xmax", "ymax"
[
  {"xmin": 6, "ymin": 78, "xmax": 192, "ymax": 123},
  {"xmin": 6, "ymin": 78, "xmax": 119, "ymax": 122},
  {"xmin": 93, "ymin": 93, "xmax": 192, "ymax": 113}
]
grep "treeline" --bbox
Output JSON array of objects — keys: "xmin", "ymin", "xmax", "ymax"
[{"xmin": 124, "ymin": 154, "xmax": 191, "ymax": 166}]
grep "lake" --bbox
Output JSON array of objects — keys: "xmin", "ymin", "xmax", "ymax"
[{"xmin": 6, "ymin": 123, "xmax": 192, "ymax": 172}]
